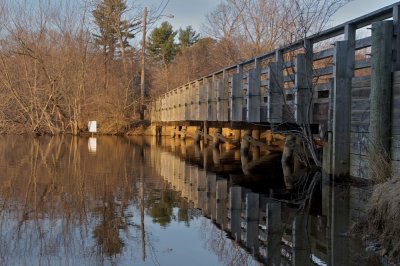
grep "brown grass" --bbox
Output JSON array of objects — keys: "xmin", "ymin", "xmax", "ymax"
[{"xmin": 366, "ymin": 176, "xmax": 400, "ymax": 261}]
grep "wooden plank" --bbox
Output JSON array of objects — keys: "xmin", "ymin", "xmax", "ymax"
[
  {"xmin": 314, "ymin": 82, "xmax": 332, "ymax": 91},
  {"xmin": 351, "ymin": 124, "xmax": 369, "ymax": 133},
  {"xmin": 284, "ymin": 74, "xmax": 295, "ymax": 83},
  {"xmin": 313, "ymin": 66, "xmax": 333, "ymax": 77},
  {"xmin": 351, "ymin": 110, "xmax": 370, "ymax": 123},
  {"xmin": 350, "ymin": 131, "xmax": 369, "ymax": 155},
  {"xmin": 355, "ymin": 36, "xmax": 371, "ymax": 50},
  {"xmin": 313, "ymin": 98, "xmax": 330, "ymax": 104},
  {"xmin": 246, "ymin": 69, "xmax": 260, "ymax": 122},
  {"xmin": 352, "ymin": 76, "xmax": 371, "ymax": 87},
  {"xmin": 230, "ymin": 73, "xmax": 243, "ymax": 121},
  {"xmin": 260, "ymin": 79, "xmax": 268, "ymax": 87},
  {"xmin": 350, "ymin": 164, "xmax": 368, "ymax": 179},
  {"xmin": 351, "ymin": 98, "xmax": 370, "ymax": 111},
  {"xmin": 355, "ymin": 58, "xmax": 371, "ymax": 69},
  {"xmin": 352, "ymin": 87, "xmax": 370, "ymax": 98},
  {"xmin": 313, "ymin": 48, "xmax": 334, "ymax": 60},
  {"xmin": 350, "ymin": 154, "xmax": 369, "ymax": 168}
]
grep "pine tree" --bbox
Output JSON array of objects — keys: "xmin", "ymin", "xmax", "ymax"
[
  {"xmin": 178, "ymin": 26, "xmax": 200, "ymax": 49},
  {"xmin": 147, "ymin": 21, "xmax": 177, "ymax": 65},
  {"xmin": 92, "ymin": 0, "xmax": 138, "ymax": 87}
]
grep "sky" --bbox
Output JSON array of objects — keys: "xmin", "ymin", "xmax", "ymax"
[{"xmin": 136, "ymin": 0, "xmax": 399, "ymax": 34}]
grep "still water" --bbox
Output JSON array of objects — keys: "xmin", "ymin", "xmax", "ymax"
[{"xmin": 0, "ymin": 135, "xmax": 380, "ymax": 265}]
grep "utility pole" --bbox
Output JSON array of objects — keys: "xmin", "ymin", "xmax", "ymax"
[{"xmin": 140, "ymin": 7, "xmax": 148, "ymax": 120}]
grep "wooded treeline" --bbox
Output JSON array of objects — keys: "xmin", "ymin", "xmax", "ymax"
[{"xmin": 0, "ymin": 0, "xmax": 349, "ymax": 135}]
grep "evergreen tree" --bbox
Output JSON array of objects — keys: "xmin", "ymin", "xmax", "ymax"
[
  {"xmin": 178, "ymin": 26, "xmax": 200, "ymax": 49},
  {"xmin": 92, "ymin": 0, "xmax": 137, "ymax": 59},
  {"xmin": 147, "ymin": 21, "xmax": 177, "ymax": 65}
]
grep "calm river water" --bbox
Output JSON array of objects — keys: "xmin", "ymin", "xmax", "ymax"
[{"xmin": 0, "ymin": 135, "xmax": 381, "ymax": 265}]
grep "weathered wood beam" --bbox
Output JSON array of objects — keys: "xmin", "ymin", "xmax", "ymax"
[
  {"xmin": 330, "ymin": 23, "xmax": 356, "ymax": 177},
  {"xmin": 267, "ymin": 51, "xmax": 284, "ymax": 123},
  {"xmin": 246, "ymin": 69, "xmax": 261, "ymax": 122},
  {"xmin": 394, "ymin": 5, "xmax": 400, "ymax": 71},
  {"xmin": 230, "ymin": 73, "xmax": 243, "ymax": 122},
  {"xmin": 368, "ymin": 21, "xmax": 393, "ymax": 179}
]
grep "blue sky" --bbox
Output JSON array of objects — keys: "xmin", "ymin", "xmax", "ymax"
[{"xmin": 136, "ymin": 0, "xmax": 399, "ymax": 33}]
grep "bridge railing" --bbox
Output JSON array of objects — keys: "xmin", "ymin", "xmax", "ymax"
[{"xmin": 149, "ymin": 2, "xmax": 399, "ymax": 127}]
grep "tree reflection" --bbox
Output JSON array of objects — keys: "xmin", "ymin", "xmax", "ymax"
[
  {"xmin": 93, "ymin": 198, "xmax": 125, "ymax": 257},
  {"xmin": 0, "ymin": 136, "xmax": 138, "ymax": 264},
  {"xmin": 147, "ymin": 190, "xmax": 174, "ymax": 227}
]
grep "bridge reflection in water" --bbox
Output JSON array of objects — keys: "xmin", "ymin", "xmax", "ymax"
[
  {"xmin": 143, "ymin": 136, "xmax": 376, "ymax": 266},
  {"xmin": 0, "ymin": 135, "xmax": 379, "ymax": 265}
]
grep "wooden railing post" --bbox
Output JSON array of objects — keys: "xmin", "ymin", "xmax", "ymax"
[
  {"xmin": 330, "ymin": 24, "xmax": 355, "ymax": 177},
  {"xmin": 230, "ymin": 73, "xmax": 243, "ymax": 121},
  {"xmin": 294, "ymin": 40, "xmax": 313, "ymax": 124},
  {"xmin": 217, "ymin": 78, "xmax": 229, "ymax": 121},
  {"xmin": 394, "ymin": 5, "xmax": 400, "ymax": 71},
  {"xmin": 246, "ymin": 69, "xmax": 261, "ymax": 122},
  {"xmin": 207, "ymin": 77, "xmax": 217, "ymax": 121},
  {"xmin": 199, "ymin": 79, "xmax": 206, "ymax": 121},
  {"xmin": 368, "ymin": 21, "xmax": 393, "ymax": 179},
  {"xmin": 267, "ymin": 50, "xmax": 284, "ymax": 123}
]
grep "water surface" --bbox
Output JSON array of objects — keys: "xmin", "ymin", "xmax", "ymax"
[{"xmin": 0, "ymin": 135, "xmax": 379, "ymax": 265}]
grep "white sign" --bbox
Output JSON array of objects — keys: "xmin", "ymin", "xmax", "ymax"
[{"xmin": 88, "ymin": 121, "xmax": 97, "ymax": 133}]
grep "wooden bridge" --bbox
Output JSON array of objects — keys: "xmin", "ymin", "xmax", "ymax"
[{"xmin": 149, "ymin": 2, "xmax": 400, "ymax": 180}]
